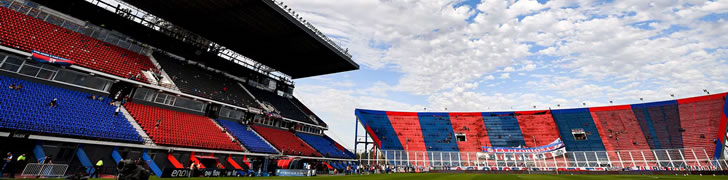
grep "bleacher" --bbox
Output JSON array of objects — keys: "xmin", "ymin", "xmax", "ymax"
[
  {"xmin": 0, "ymin": 7, "xmax": 158, "ymax": 83},
  {"xmin": 296, "ymin": 132, "xmax": 353, "ymax": 159},
  {"xmin": 216, "ymin": 119, "xmax": 278, "ymax": 154},
  {"xmin": 251, "ymin": 125, "xmax": 321, "ymax": 157},
  {"xmin": 448, "ymin": 112, "xmax": 490, "ymax": 152},
  {"xmin": 243, "ymin": 83, "xmax": 312, "ymax": 123},
  {"xmin": 124, "ymin": 102, "xmax": 243, "ymax": 151},
  {"xmin": 515, "ymin": 110, "xmax": 560, "ymax": 147},
  {"xmin": 0, "ymin": 74, "xmax": 143, "ymax": 143},
  {"xmin": 677, "ymin": 93, "xmax": 727, "ymax": 166},
  {"xmin": 153, "ymin": 52, "xmax": 257, "ymax": 107},
  {"xmin": 482, "ymin": 112, "xmax": 526, "ymax": 147},
  {"xmin": 590, "ymin": 105, "xmax": 652, "ymax": 167}
]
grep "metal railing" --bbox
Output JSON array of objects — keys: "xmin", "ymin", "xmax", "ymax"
[
  {"xmin": 359, "ymin": 148, "xmax": 728, "ymax": 170},
  {"xmin": 270, "ymin": 0, "xmax": 352, "ymax": 58},
  {"xmin": 2, "ymin": 0, "xmax": 152, "ymax": 55},
  {"xmin": 84, "ymin": 0, "xmax": 297, "ymax": 86},
  {"xmin": 21, "ymin": 163, "xmax": 69, "ymax": 177}
]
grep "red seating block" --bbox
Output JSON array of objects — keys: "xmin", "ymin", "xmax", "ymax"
[
  {"xmin": 124, "ymin": 102, "xmax": 243, "ymax": 151},
  {"xmin": 0, "ymin": 7, "xmax": 158, "ymax": 83},
  {"xmin": 251, "ymin": 125, "xmax": 321, "ymax": 157}
]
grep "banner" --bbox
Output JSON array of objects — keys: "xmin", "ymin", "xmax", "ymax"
[
  {"xmin": 481, "ymin": 138, "xmax": 564, "ymax": 153},
  {"xmin": 31, "ymin": 50, "xmax": 75, "ymax": 66}
]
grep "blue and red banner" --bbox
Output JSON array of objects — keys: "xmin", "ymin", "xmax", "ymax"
[
  {"xmin": 481, "ymin": 138, "xmax": 564, "ymax": 153},
  {"xmin": 31, "ymin": 50, "xmax": 75, "ymax": 66}
]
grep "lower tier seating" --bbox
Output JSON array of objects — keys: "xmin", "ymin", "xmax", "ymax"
[
  {"xmin": 0, "ymin": 75, "xmax": 143, "ymax": 143},
  {"xmin": 251, "ymin": 125, "xmax": 321, "ymax": 157},
  {"xmin": 216, "ymin": 119, "xmax": 278, "ymax": 154},
  {"xmin": 124, "ymin": 102, "xmax": 243, "ymax": 151},
  {"xmin": 296, "ymin": 132, "xmax": 353, "ymax": 159}
]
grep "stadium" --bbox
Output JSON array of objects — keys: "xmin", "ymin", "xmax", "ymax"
[{"xmin": 0, "ymin": 0, "xmax": 726, "ymax": 179}]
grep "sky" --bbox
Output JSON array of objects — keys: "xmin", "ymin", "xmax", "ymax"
[{"xmin": 277, "ymin": 0, "xmax": 728, "ymax": 152}]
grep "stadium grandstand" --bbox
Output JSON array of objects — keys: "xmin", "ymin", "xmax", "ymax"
[
  {"xmin": 0, "ymin": 0, "xmax": 727, "ymax": 179},
  {"xmin": 354, "ymin": 93, "xmax": 728, "ymax": 171},
  {"xmin": 0, "ymin": 0, "xmax": 358, "ymax": 178}
]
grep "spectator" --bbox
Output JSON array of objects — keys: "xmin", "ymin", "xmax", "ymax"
[
  {"xmin": 155, "ymin": 119, "xmax": 162, "ymax": 128},
  {"xmin": 14, "ymin": 84, "xmax": 22, "ymax": 91},
  {"xmin": 49, "ymin": 98, "xmax": 58, "ymax": 108},
  {"xmin": 1, "ymin": 152, "xmax": 12, "ymax": 177},
  {"xmin": 14, "ymin": 153, "xmax": 26, "ymax": 178},
  {"xmin": 89, "ymin": 95, "xmax": 96, "ymax": 100},
  {"xmin": 8, "ymin": 83, "xmax": 15, "ymax": 89},
  {"xmin": 91, "ymin": 159, "xmax": 103, "ymax": 178},
  {"xmin": 114, "ymin": 106, "xmax": 121, "ymax": 116}
]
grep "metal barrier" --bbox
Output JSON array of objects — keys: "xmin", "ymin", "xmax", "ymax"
[
  {"xmin": 21, "ymin": 163, "xmax": 69, "ymax": 177},
  {"xmin": 359, "ymin": 148, "xmax": 728, "ymax": 170}
]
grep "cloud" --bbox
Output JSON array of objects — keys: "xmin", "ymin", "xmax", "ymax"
[{"xmin": 282, "ymin": 0, "xmax": 728, "ymax": 150}]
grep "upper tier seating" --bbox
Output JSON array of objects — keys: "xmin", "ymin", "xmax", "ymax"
[
  {"xmin": 0, "ymin": 75, "xmax": 143, "ymax": 143},
  {"xmin": 153, "ymin": 52, "xmax": 257, "ymax": 107},
  {"xmin": 251, "ymin": 125, "xmax": 321, "ymax": 157},
  {"xmin": 296, "ymin": 133, "xmax": 353, "ymax": 159},
  {"xmin": 216, "ymin": 119, "xmax": 278, "ymax": 154},
  {"xmin": 0, "ymin": 7, "xmax": 158, "ymax": 83},
  {"xmin": 124, "ymin": 102, "xmax": 243, "ymax": 151},
  {"xmin": 243, "ymin": 83, "xmax": 312, "ymax": 123}
]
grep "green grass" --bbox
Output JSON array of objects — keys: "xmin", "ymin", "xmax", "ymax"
[{"xmin": 140, "ymin": 173, "xmax": 724, "ymax": 180}]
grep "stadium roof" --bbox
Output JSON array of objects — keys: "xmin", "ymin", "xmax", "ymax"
[{"xmin": 120, "ymin": 0, "xmax": 359, "ymax": 79}]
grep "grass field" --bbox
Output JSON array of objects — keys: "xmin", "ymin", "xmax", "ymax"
[{"xmin": 137, "ymin": 173, "xmax": 725, "ymax": 180}]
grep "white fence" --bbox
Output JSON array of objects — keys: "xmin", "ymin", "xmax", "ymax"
[
  {"xmin": 359, "ymin": 148, "xmax": 728, "ymax": 170},
  {"xmin": 21, "ymin": 163, "xmax": 69, "ymax": 177}
]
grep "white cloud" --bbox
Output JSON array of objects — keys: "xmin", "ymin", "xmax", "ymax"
[{"xmin": 283, "ymin": 0, "xmax": 728, "ymax": 149}]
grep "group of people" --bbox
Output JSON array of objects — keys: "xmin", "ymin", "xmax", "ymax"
[{"xmin": 0, "ymin": 152, "xmax": 27, "ymax": 178}]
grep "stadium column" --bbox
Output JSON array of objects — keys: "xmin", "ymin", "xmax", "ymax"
[
  {"xmin": 74, "ymin": 145, "xmax": 95, "ymax": 174},
  {"xmin": 111, "ymin": 147, "xmax": 123, "ymax": 165},
  {"xmin": 142, "ymin": 149, "xmax": 162, "ymax": 177}
]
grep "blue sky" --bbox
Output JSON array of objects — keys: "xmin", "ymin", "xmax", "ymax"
[{"xmin": 280, "ymin": 0, "xmax": 728, "ymax": 151}]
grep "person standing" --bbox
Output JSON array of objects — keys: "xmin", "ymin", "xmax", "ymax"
[
  {"xmin": 12, "ymin": 153, "xmax": 26, "ymax": 178},
  {"xmin": 90, "ymin": 159, "xmax": 103, "ymax": 178},
  {"xmin": 0, "ymin": 152, "xmax": 12, "ymax": 177}
]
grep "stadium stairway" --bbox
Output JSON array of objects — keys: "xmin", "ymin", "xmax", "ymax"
[{"xmin": 119, "ymin": 105, "xmax": 155, "ymax": 146}]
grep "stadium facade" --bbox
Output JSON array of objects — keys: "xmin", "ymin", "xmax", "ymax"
[{"xmin": 0, "ymin": 0, "xmax": 358, "ymax": 178}]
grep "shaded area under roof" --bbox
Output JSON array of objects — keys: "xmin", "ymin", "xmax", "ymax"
[{"xmin": 121, "ymin": 0, "xmax": 359, "ymax": 79}]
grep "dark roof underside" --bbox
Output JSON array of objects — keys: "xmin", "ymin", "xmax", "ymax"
[{"xmin": 122, "ymin": 0, "xmax": 358, "ymax": 79}]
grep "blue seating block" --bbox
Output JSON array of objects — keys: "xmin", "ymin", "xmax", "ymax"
[
  {"xmin": 296, "ymin": 132, "xmax": 353, "ymax": 159},
  {"xmin": 217, "ymin": 119, "xmax": 278, "ymax": 154},
  {"xmin": 0, "ymin": 75, "xmax": 143, "ymax": 143}
]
